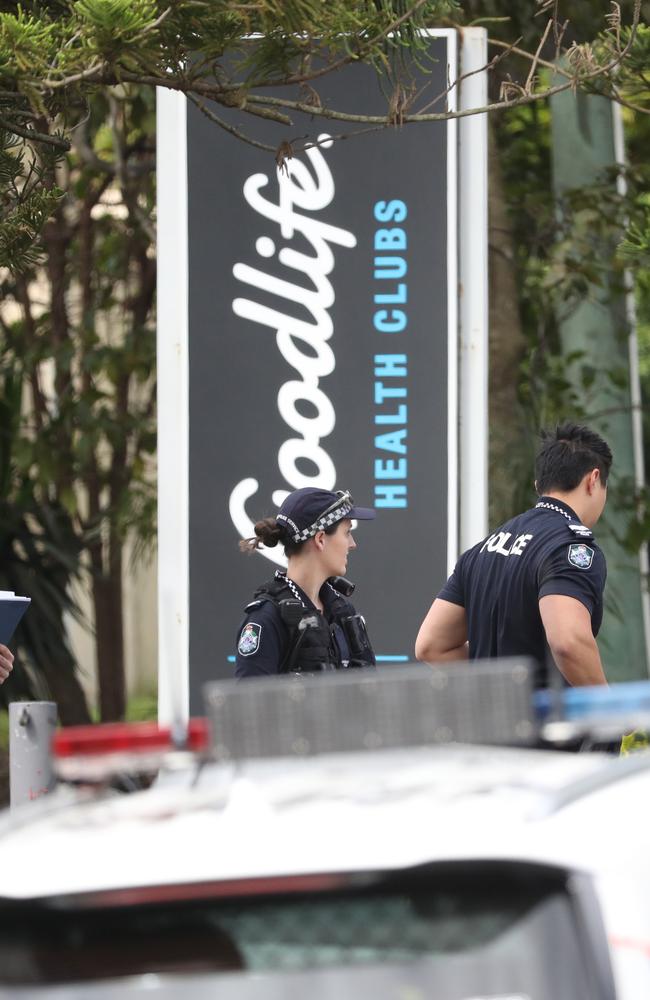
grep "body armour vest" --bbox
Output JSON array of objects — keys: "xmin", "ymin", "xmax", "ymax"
[{"xmin": 250, "ymin": 577, "xmax": 359, "ymax": 673}]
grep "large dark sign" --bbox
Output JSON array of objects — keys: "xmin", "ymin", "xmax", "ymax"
[{"xmin": 185, "ymin": 34, "xmax": 457, "ymax": 709}]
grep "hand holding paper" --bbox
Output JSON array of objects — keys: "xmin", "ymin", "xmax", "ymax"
[{"xmin": 0, "ymin": 645, "xmax": 13, "ymax": 684}]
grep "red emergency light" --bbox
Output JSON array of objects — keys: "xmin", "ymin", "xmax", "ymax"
[
  {"xmin": 52, "ymin": 718, "xmax": 210, "ymax": 781},
  {"xmin": 53, "ymin": 718, "xmax": 210, "ymax": 757}
]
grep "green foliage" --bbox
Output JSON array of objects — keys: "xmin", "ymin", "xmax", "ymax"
[
  {"xmin": 0, "ymin": 344, "xmax": 87, "ymax": 713},
  {"xmin": 497, "ymin": 100, "xmax": 647, "ymax": 349},
  {"xmin": 125, "ymin": 690, "xmax": 157, "ymax": 722},
  {"xmin": 0, "ymin": 184, "xmax": 62, "ymax": 270},
  {"xmin": 613, "ymin": 23, "xmax": 650, "ymax": 94},
  {"xmin": 74, "ymin": 0, "xmax": 157, "ymax": 39},
  {"xmin": 0, "ymin": 8, "xmax": 58, "ymax": 79},
  {"xmin": 0, "ymin": 0, "xmax": 645, "ymax": 264},
  {"xmin": 73, "ymin": 0, "xmax": 161, "ymax": 68},
  {"xmin": 0, "ymin": 118, "xmax": 65, "ymax": 272},
  {"xmin": 0, "ymin": 0, "xmax": 461, "ymax": 94},
  {"xmin": 495, "ymin": 94, "xmax": 650, "ymax": 557},
  {"xmin": 0, "ymin": 85, "xmax": 156, "ymax": 717},
  {"xmin": 0, "ymin": 1, "xmax": 464, "ymax": 265},
  {"xmin": 619, "ymin": 199, "xmax": 650, "ymax": 270}
]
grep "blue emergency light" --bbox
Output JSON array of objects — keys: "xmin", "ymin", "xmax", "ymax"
[{"xmin": 534, "ymin": 680, "xmax": 650, "ymax": 720}]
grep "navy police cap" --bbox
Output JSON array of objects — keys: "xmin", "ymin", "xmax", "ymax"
[{"xmin": 276, "ymin": 488, "xmax": 375, "ymax": 543}]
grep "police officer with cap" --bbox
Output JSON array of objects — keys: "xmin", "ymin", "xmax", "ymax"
[
  {"xmin": 235, "ymin": 487, "xmax": 376, "ymax": 678},
  {"xmin": 416, "ymin": 423, "xmax": 611, "ymax": 688}
]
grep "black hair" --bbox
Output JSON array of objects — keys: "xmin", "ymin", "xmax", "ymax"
[
  {"xmin": 535, "ymin": 422, "xmax": 612, "ymax": 494},
  {"xmin": 239, "ymin": 517, "xmax": 339, "ymax": 557}
]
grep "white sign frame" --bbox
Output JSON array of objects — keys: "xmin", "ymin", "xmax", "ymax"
[{"xmin": 156, "ymin": 28, "xmax": 488, "ymax": 722}]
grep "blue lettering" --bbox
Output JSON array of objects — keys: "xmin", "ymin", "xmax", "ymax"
[
  {"xmin": 374, "ymin": 309, "xmax": 407, "ymax": 332},
  {"xmin": 374, "ymin": 229, "xmax": 406, "ymax": 251},
  {"xmin": 375, "ymin": 458, "xmax": 407, "ymax": 480},
  {"xmin": 374, "ymin": 256, "xmax": 407, "ymax": 280},
  {"xmin": 375, "ymin": 405, "xmax": 407, "ymax": 425},
  {"xmin": 375, "ymin": 382, "xmax": 407, "ymax": 404},
  {"xmin": 375, "ymin": 484, "xmax": 407, "ymax": 508},
  {"xmin": 375, "ymin": 429, "xmax": 407, "ymax": 455},
  {"xmin": 374, "ymin": 283, "xmax": 407, "ymax": 305},
  {"xmin": 373, "ymin": 209, "xmax": 408, "ymax": 507},
  {"xmin": 374, "ymin": 200, "xmax": 407, "ymax": 223},
  {"xmin": 374, "ymin": 354, "xmax": 407, "ymax": 377}
]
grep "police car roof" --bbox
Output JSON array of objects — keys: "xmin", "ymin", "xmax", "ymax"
[{"xmin": 0, "ymin": 743, "xmax": 648, "ymax": 903}]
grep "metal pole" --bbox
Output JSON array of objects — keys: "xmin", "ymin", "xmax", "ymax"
[
  {"xmin": 459, "ymin": 27, "xmax": 489, "ymax": 553},
  {"xmin": 9, "ymin": 702, "xmax": 57, "ymax": 808},
  {"xmin": 156, "ymin": 87, "xmax": 190, "ymax": 727}
]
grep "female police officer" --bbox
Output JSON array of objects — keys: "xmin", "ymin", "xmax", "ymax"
[{"xmin": 235, "ymin": 487, "xmax": 376, "ymax": 678}]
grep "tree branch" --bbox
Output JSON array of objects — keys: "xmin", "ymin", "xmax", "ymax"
[
  {"xmin": 0, "ymin": 115, "xmax": 70, "ymax": 151},
  {"xmin": 131, "ymin": 3, "xmax": 173, "ymax": 42},
  {"xmin": 120, "ymin": 2, "xmax": 643, "ymax": 135},
  {"xmin": 610, "ymin": 85, "xmax": 650, "ymax": 116},
  {"xmin": 187, "ymin": 92, "xmax": 277, "ymax": 153},
  {"xmin": 525, "ymin": 17, "xmax": 554, "ymax": 93},
  {"xmin": 278, "ymin": 0, "xmax": 434, "ymax": 88},
  {"xmin": 40, "ymin": 62, "xmax": 106, "ymax": 89},
  {"xmin": 487, "ymin": 36, "xmax": 570, "ymax": 76}
]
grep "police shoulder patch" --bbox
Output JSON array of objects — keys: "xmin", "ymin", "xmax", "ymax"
[
  {"xmin": 238, "ymin": 622, "xmax": 262, "ymax": 656},
  {"xmin": 568, "ymin": 522, "xmax": 593, "ymax": 539},
  {"xmin": 568, "ymin": 543, "xmax": 594, "ymax": 570},
  {"xmin": 244, "ymin": 599, "xmax": 264, "ymax": 613}
]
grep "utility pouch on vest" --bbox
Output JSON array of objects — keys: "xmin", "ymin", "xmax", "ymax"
[
  {"xmin": 283, "ymin": 613, "xmax": 332, "ymax": 674},
  {"xmin": 340, "ymin": 614, "xmax": 374, "ymax": 665}
]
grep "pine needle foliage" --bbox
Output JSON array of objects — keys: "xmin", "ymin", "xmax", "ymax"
[{"xmin": 0, "ymin": 1, "xmax": 647, "ymax": 265}]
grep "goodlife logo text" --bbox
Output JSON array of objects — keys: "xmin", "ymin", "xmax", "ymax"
[{"xmin": 229, "ymin": 134, "xmax": 356, "ymax": 566}]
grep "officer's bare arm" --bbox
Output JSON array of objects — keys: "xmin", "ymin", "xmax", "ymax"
[
  {"xmin": 415, "ymin": 600, "xmax": 469, "ymax": 663},
  {"xmin": 539, "ymin": 595, "xmax": 607, "ymax": 686}
]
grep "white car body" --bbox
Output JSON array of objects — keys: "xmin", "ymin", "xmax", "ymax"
[{"xmin": 0, "ymin": 740, "xmax": 649, "ymax": 999}]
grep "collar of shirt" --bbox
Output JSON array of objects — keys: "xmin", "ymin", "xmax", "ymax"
[
  {"xmin": 274, "ymin": 572, "xmax": 340, "ymax": 615},
  {"xmin": 534, "ymin": 496, "xmax": 581, "ymax": 522}
]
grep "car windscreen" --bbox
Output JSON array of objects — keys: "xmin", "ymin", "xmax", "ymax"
[{"xmin": 0, "ymin": 861, "xmax": 613, "ymax": 1000}]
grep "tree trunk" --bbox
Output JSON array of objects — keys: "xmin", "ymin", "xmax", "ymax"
[
  {"xmin": 488, "ymin": 120, "xmax": 530, "ymax": 526},
  {"xmin": 36, "ymin": 648, "xmax": 92, "ymax": 725},
  {"xmin": 91, "ymin": 539, "xmax": 126, "ymax": 721}
]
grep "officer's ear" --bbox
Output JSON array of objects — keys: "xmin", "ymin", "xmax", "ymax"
[
  {"xmin": 586, "ymin": 468, "xmax": 601, "ymax": 494},
  {"xmin": 313, "ymin": 529, "xmax": 326, "ymax": 551}
]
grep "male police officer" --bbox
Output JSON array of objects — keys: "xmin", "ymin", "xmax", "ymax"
[{"xmin": 415, "ymin": 423, "xmax": 611, "ymax": 688}]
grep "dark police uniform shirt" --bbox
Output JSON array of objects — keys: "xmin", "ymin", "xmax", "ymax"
[
  {"xmin": 437, "ymin": 497, "xmax": 607, "ymax": 688},
  {"xmin": 235, "ymin": 573, "xmax": 359, "ymax": 679}
]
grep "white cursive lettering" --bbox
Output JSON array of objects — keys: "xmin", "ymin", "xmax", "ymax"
[{"xmin": 229, "ymin": 135, "xmax": 356, "ymax": 563}]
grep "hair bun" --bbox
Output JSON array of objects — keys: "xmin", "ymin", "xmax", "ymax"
[{"xmin": 254, "ymin": 517, "xmax": 284, "ymax": 548}]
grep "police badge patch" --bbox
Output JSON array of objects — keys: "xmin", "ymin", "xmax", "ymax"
[
  {"xmin": 568, "ymin": 543, "xmax": 594, "ymax": 569},
  {"xmin": 238, "ymin": 622, "xmax": 262, "ymax": 656}
]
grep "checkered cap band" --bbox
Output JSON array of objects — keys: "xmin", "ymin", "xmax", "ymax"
[
  {"xmin": 275, "ymin": 512, "xmax": 300, "ymax": 536},
  {"xmin": 277, "ymin": 501, "xmax": 353, "ymax": 543}
]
